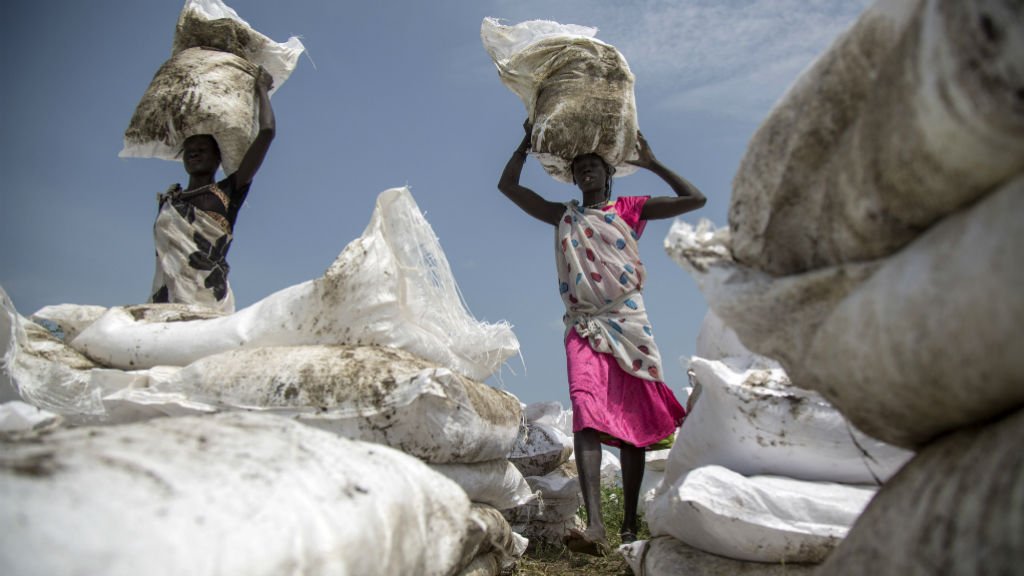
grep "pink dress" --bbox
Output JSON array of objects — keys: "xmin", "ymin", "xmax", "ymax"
[{"xmin": 557, "ymin": 196, "xmax": 686, "ymax": 448}]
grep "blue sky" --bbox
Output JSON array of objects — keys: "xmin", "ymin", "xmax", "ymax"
[{"xmin": 0, "ymin": 0, "xmax": 867, "ymax": 406}]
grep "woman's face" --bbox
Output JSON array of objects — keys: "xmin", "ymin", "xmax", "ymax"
[
  {"xmin": 572, "ymin": 154, "xmax": 608, "ymax": 193},
  {"xmin": 182, "ymin": 135, "xmax": 221, "ymax": 175}
]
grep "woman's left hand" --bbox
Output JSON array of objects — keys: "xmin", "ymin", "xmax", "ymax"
[
  {"xmin": 626, "ymin": 131, "xmax": 656, "ymax": 168},
  {"xmin": 255, "ymin": 66, "xmax": 275, "ymax": 93}
]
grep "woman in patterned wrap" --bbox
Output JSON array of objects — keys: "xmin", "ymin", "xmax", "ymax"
[
  {"xmin": 498, "ymin": 120, "xmax": 706, "ymax": 555},
  {"xmin": 149, "ymin": 66, "xmax": 275, "ymax": 313}
]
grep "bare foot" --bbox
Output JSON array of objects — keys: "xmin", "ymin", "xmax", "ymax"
[{"xmin": 565, "ymin": 527, "xmax": 610, "ymax": 557}]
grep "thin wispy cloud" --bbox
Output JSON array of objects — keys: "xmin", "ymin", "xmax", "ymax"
[{"xmin": 487, "ymin": 0, "xmax": 871, "ymax": 121}]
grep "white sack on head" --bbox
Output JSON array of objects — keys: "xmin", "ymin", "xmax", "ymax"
[
  {"xmin": 121, "ymin": 0, "xmax": 303, "ymax": 174},
  {"xmin": 646, "ymin": 465, "xmax": 875, "ymax": 564},
  {"xmin": 666, "ymin": 173, "xmax": 1024, "ymax": 449},
  {"xmin": 730, "ymin": 0, "xmax": 1024, "ymax": 275},
  {"xmin": 0, "ymin": 412, "xmax": 473, "ymax": 576},
  {"xmin": 482, "ymin": 17, "xmax": 639, "ymax": 183},
  {"xmin": 663, "ymin": 357, "xmax": 912, "ymax": 486},
  {"xmin": 172, "ymin": 0, "xmax": 304, "ymax": 90},
  {"xmin": 164, "ymin": 344, "xmax": 523, "ymax": 464},
  {"xmin": 71, "ymin": 188, "xmax": 520, "ymax": 382}
]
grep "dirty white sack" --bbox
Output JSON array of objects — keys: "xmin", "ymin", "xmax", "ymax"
[
  {"xmin": 665, "ymin": 357, "xmax": 912, "ymax": 486},
  {"xmin": 666, "ymin": 174, "xmax": 1024, "ymax": 448},
  {"xmin": 70, "ymin": 188, "xmax": 520, "ymax": 383},
  {"xmin": 0, "ymin": 412, "xmax": 472, "ymax": 576},
  {"xmin": 646, "ymin": 465, "xmax": 875, "ymax": 563},
  {"xmin": 121, "ymin": 0, "xmax": 303, "ymax": 174},
  {"xmin": 162, "ymin": 344, "xmax": 523, "ymax": 464},
  {"xmin": 481, "ymin": 17, "xmax": 639, "ymax": 183},
  {"xmin": 730, "ymin": 0, "xmax": 1024, "ymax": 275},
  {"xmin": 508, "ymin": 420, "xmax": 573, "ymax": 477}
]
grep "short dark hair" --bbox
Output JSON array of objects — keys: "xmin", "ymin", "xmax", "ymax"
[{"xmin": 179, "ymin": 134, "xmax": 221, "ymax": 159}]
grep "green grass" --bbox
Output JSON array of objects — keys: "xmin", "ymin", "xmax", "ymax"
[{"xmin": 510, "ymin": 484, "xmax": 649, "ymax": 576}]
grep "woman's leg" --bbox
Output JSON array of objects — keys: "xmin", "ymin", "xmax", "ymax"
[
  {"xmin": 574, "ymin": 427, "xmax": 606, "ymax": 541},
  {"xmin": 619, "ymin": 442, "xmax": 645, "ymax": 542}
]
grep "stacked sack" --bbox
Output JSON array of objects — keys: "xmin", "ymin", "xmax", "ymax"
[
  {"xmin": 665, "ymin": 0, "xmax": 1024, "ymax": 573},
  {"xmin": 121, "ymin": 0, "xmax": 304, "ymax": 174},
  {"xmin": 502, "ymin": 402, "xmax": 581, "ymax": 548},
  {"xmin": 0, "ymin": 413, "xmax": 478, "ymax": 576},
  {"xmin": 628, "ymin": 311, "xmax": 911, "ymax": 573},
  {"xmin": 481, "ymin": 17, "xmax": 640, "ymax": 183},
  {"xmin": 1, "ymin": 187, "xmax": 528, "ymax": 575}
]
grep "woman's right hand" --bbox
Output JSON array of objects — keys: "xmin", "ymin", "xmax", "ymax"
[{"xmin": 519, "ymin": 118, "xmax": 533, "ymax": 152}]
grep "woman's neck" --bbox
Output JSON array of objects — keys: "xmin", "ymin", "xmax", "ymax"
[
  {"xmin": 581, "ymin": 190, "xmax": 609, "ymax": 208},
  {"xmin": 186, "ymin": 174, "xmax": 216, "ymax": 192}
]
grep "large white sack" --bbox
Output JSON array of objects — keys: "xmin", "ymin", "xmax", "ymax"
[
  {"xmin": 163, "ymin": 344, "xmax": 523, "ymax": 464},
  {"xmin": 730, "ymin": 0, "xmax": 1024, "ymax": 275},
  {"xmin": 71, "ymin": 188, "xmax": 519, "ymax": 382},
  {"xmin": 666, "ymin": 174, "xmax": 1024, "ymax": 448},
  {"xmin": 646, "ymin": 465, "xmax": 875, "ymax": 564},
  {"xmin": 664, "ymin": 357, "xmax": 912, "ymax": 486},
  {"xmin": 481, "ymin": 17, "xmax": 639, "ymax": 183},
  {"xmin": 121, "ymin": 0, "xmax": 303, "ymax": 174},
  {"xmin": 0, "ymin": 412, "xmax": 473, "ymax": 576},
  {"xmin": 817, "ymin": 405, "xmax": 1024, "ymax": 575},
  {"xmin": 429, "ymin": 460, "xmax": 536, "ymax": 510},
  {"xmin": 620, "ymin": 537, "xmax": 817, "ymax": 576}
]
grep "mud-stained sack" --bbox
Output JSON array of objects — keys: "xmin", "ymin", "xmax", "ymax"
[
  {"xmin": 121, "ymin": 0, "xmax": 303, "ymax": 174},
  {"xmin": 0, "ymin": 412, "xmax": 473, "ymax": 576},
  {"xmin": 70, "ymin": 188, "xmax": 520, "ymax": 382},
  {"xmin": 482, "ymin": 17, "xmax": 639, "ymax": 183},
  {"xmin": 729, "ymin": 0, "xmax": 1024, "ymax": 275},
  {"xmin": 817, "ymin": 406, "xmax": 1024, "ymax": 576},
  {"xmin": 666, "ymin": 174, "xmax": 1024, "ymax": 449},
  {"xmin": 508, "ymin": 420, "xmax": 573, "ymax": 477},
  {"xmin": 164, "ymin": 344, "xmax": 523, "ymax": 464},
  {"xmin": 646, "ymin": 465, "xmax": 875, "ymax": 564},
  {"xmin": 664, "ymin": 357, "xmax": 912, "ymax": 486},
  {"xmin": 172, "ymin": 0, "xmax": 304, "ymax": 86},
  {"xmin": 1, "ymin": 289, "xmax": 216, "ymax": 424}
]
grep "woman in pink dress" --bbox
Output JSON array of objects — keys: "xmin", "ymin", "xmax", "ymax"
[{"xmin": 498, "ymin": 122, "xmax": 706, "ymax": 555}]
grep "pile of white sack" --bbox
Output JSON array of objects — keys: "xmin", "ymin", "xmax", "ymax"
[
  {"xmin": 502, "ymin": 401, "xmax": 581, "ymax": 547},
  {"xmin": 625, "ymin": 312, "xmax": 912, "ymax": 574},
  {"xmin": 660, "ymin": 0, "xmax": 1024, "ymax": 573},
  {"xmin": 481, "ymin": 17, "xmax": 640, "ymax": 183},
  {"xmin": 121, "ymin": 0, "xmax": 305, "ymax": 174},
  {"xmin": 1, "ymin": 187, "xmax": 529, "ymax": 575}
]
